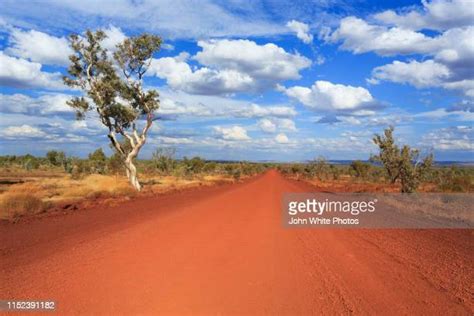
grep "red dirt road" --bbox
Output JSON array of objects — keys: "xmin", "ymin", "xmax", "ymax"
[{"xmin": 1, "ymin": 170, "xmax": 473, "ymax": 314}]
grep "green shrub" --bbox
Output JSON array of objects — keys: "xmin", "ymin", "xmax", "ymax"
[
  {"xmin": 183, "ymin": 156, "xmax": 206, "ymax": 176},
  {"xmin": 350, "ymin": 160, "xmax": 371, "ymax": 179},
  {"xmin": 107, "ymin": 152, "xmax": 124, "ymax": 175},
  {"xmin": 152, "ymin": 148, "xmax": 177, "ymax": 175},
  {"xmin": 23, "ymin": 157, "xmax": 40, "ymax": 170},
  {"xmin": 88, "ymin": 148, "xmax": 107, "ymax": 174},
  {"xmin": 46, "ymin": 150, "xmax": 66, "ymax": 167},
  {"xmin": 307, "ymin": 157, "xmax": 330, "ymax": 180},
  {"xmin": 372, "ymin": 127, "xmax": 433, "ymax": 193},
  {"xmin": 436, "ymin": 167, "xmax": 474, "ymax": 192}
]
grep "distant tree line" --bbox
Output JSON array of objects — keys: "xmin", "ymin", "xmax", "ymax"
[
  {"xmin": 1, "ymin": 128, "xmax": 472, "ymax": 193},
  {"xmin": 0, "ymin": 148, "xmax": 267, "ymax": 181}
]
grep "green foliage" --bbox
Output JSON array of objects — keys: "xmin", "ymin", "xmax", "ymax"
[
  {"xmin": 63, "ymin": 30, "xmax": 161, "ymax": 130},
  {"xmin": 183, "ymin": 157, "xmax": 206, "ymax": 176},
  {"xmin": 63, "ymin": 158, "xmax": 74, "ymax": 173},
  {"xmin": 70, "ymin": 159, "xmax": 87, "ymax": 180},
  {"xmin": 307, "ymin": 157, "xmax": 330, "ymax": 180},
  {"xmin": 88, "ymin": 148, "xmax": 107, "ymax": 174},
  {"xmin": 107, "ymin": 152, "xmax": 124, "ymax": 175},
  {"xmin": 329, "ymin": 164, "xmax": 342, "ymax": 180},
  {"xmin": 372, "ymin": 127, "xmax": 433, "ymax": 193},
  {"xmin": 63, "ymin": 29, "xmax": 162, "ymax": 190},
  {"xmin": 371, "ymin": 126, "xmax": 400, "ymax": 183},
  {"xmin": 350, "ymin": 160, "xmax": 371, "ymax": 179},
  {"xmin": 1, "ymin": 153, "xmax": 472, "ymax": 193},
  {"xmin": 23, "ymin": 155, "xmax": 40, "ymax": 171},
  {"xmin": 433, "ymin": 166, "xmax": 474, "ymax": 192},
  {"xmin": 291, "ymin": 164, "xmax": 304, "ymax": 177},
  {"xmin": 46, "ymin": 150, "xmax": 66, "ymax": 166},
  {"xmin": 223, "ymin": 164, "xmax": 241, "ymax": 180},
  {"xmin": 203, "ymin": 161, "xmax": 218, "ymax": 173},
  {"xmin": 152, "ymin": 148, "xmax": 177, "ymax": 175}
]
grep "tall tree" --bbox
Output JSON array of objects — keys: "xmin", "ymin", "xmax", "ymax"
[{"xmin": 63, "ymin": 30, "xmax": 161, "ymax": 191}]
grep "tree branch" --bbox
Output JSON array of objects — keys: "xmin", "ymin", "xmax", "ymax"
[
  {"xmin": 108, "ymin": 131, "xmax": 125, "ymax": 156},
  {"xmin": 141, "ymin": 113, "xmax": 153, "ymax": 139},
  {"xmin": 122, "ymin": 132, "xmax": 136, "ymax": 149},
  {"xmin": 132, "ymin": 123, "xmax": 140, "ymax": 143}
]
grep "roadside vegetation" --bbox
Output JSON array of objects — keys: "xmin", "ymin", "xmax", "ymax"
[
  {"xmin": 278, "ymin": 160, "xmax": 473, "ymax": 193},
  {"xmin": 1, "ymin": 127, "xmax": 472, "ymax": 221},
  {"xmin": 278, "ymin": 127, "xmax": 473, "ymax": 194},
  {"xmin": 0, "ymin": 149, "xmax": 265, "ymax": 221}
]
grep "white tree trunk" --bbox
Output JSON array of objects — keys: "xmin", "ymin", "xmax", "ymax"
[
  {"xmin": 109, "ymin": 117, "xmax": 151, "ymax": 192},
  {"xmin": 125, "ymin": 157, "xmax": 141, "ymax": 191},
  {"xmin": 123, "ymin": 134, "xmax": 148, "ymax": 192}
]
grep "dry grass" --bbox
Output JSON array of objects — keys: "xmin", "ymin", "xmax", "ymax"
[
  {"xmin": 0, "ymin": 172, "xmax": 235, "ymax": 221},
  {"xmin": 299, "ymin": 176, "xmax": 436, "ymax": 193},
  {"xmin": 0, "ymin": 165, "xmax": 64, "ymax": 178},
  {"xmin": 0, "ymin": 193, "xmax": 48, "ymax": 219},
  {"xmin": 301, "ymin": 177, "xmax": 400, "ymax": 193},
  {"xmin": 381, "ymin": 193, "xmax": 474, "ymax": 225}
]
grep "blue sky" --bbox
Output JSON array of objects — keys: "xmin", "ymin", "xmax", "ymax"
[{"xmin": 0, "ymin": 0, "xmax": 473, "ymax": 161}]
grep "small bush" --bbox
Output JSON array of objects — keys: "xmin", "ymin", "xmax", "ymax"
[
  {"xmin": 107, "ymin": 153, "xmax": 124, "ymax": 175},
  {"xmin": 307, "ymin": 157, "xmax": 330, "ymax": 180},
  {"xmin": 350, "ymin": 160, "xmax": 371, "ymax": 179},
  {"xmin": 330, "ymin": 164, "xmax": 342, "ymax": 180},
  {"xmin": 152, "ymin": 148, "xmax": 177, "ymax": 175},
  {"xmin": 46, "ymin": 150, "xmax": 66, "ymax": 167},
  {"xmin": 0, "ymin": 193, "xmax": 46, "ymax": 219},
  {"xmin": 233, "ymin": 169, "xmax": 242, "ymax": 180},
  {"xmin": 23, "ymin": 157, "xmax": 40, "ymax": 170},
  {"xmin": 88, "ymin": 148, "xmax": 107, "ymax": 174},
  {"xmin": 435, "ymin": 167, "xmax": 474, "ymax": 192},
  {"xmin": 183, "ymin": 156, "xmax": 206, "ymax": 176}
]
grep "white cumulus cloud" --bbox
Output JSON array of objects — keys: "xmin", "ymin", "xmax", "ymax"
[
  {"xmin": 7, "ymin": 28, "xmax": 72, "ymax": 66},
  {"xmin": 0, "ymin": 93, "xmax": 73, "ymax": 114},
  {"xmin": 2, "ymin": 124, "xmax": 47, "ymax": 138},
  {"xmin": 422, "ymin": 126, "xmax": 474, "ymax": 151},
  {"xmin": 158, "ymin": 89, "xmax": 297, "ymax": 119},
  {"xmin": 326, "ymin": 16, "xmax": 434, "ymax": 56},
  {"xmin": 275, "ymin": 133, "xmax": 289, "ymax": 144},
  {"xmin": 257, "ymin": 119, "xmax": 277, "ymax": 133},
  {"xmin": 0, "ymin": 52, "xmax": 65, "ymax": 89},
  {"xmin": 369, "ymin": 60, "xmax": 451, "ymax": 88},
  {"xmin": 101, "ymin": 25, "xmax": 127, "ymax": 51},
  {"xmin": 213, "ymin": 125, "xmax": 250, "ymax": 141},
  {"xmin": 150, "ymin": 39, "xmax": 311, "ymax": 95},
  {"xmin": 374, "ymin": 0, "xmax": 474, "ymax": 31},
  {"xmin": 195, "ymin": 39, "xmax": 311, "ymax": 81},
  {"xmin": 257, "ymin": 118, "xmax": 297, "ymax": 133},
  {"xmin": 283, "ymin": 80, "xmax": 377, "ymax": 112},
  {"xmin": 286, "ymin": 20, "xmax": 313, "ymax": 44},
  {"xmin": 326, "ymin": 12, "xmax": 474, "ymax": 98}
]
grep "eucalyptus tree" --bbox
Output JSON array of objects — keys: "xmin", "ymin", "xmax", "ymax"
[{"xmin": 63, "ymin": 30, "xmax": 161, "ymax": 191}]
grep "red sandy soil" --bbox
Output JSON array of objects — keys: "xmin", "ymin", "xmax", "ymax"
[{"xmin": 1, "ymin": 170, "xmax": 473, "ymax": 314}]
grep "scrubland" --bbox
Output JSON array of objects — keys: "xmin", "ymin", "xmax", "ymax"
[
  {"xmin": 1, "ymin": 151, "xmax": 472, "ymax": 221},
  {"xmin": 277, "ymin": 159, "xmax": 473, "ymax": 193},
  {"xmin": 0, "ymin": 152, "xmax": 264, "ymax": 221}
]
